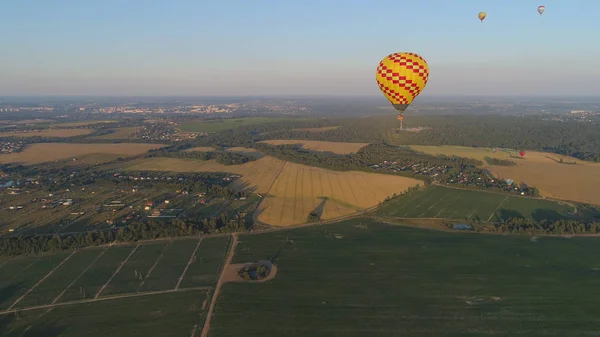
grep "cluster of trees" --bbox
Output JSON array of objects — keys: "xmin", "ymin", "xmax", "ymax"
[
  {"xmin": 493, "ymin": 217, "xmax": 600, "ymax": 235},
  {"xmin": 0, "ymin": 215, "xmax": 248, "ymax": 257},
  {"xmin": 146, "ymin": 147, "xmax": 255, "ymax": 165},
  {"xmin": 238, "ymin": 263, "xmax": 270, "ymax": 281},
  {"xmin": 483, "ymin": 156, "xmax": 516, "ymax": 166}
]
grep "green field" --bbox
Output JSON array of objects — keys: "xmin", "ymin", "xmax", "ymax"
[
  {"xmin": 177, "ymin": 117, "xmax": 309, "ymax": 133},
  {"xmin": 1, "ymin": 289, "xmax": 207, "ymax": 337},
  {"xmin": 211, "ymin": 218, "xmax": 600, "ymax": 336},
  {"xmin": 138, "ymin": 238, "xmax": 200, "ymax": 291},
  {"xmin": 376, "ymin": 185, "xmax": 574, "ymax": 222},
  {"xmin": 180, "ymin": 236, "xmax": 230, "ymax": 288},
  {"xmin": 0, "ymin": 252, "xmax": 70, "ymax": 310},
  {"xmin": 0, "ymin": 237, "xmax": 228, "ymax": 336}
]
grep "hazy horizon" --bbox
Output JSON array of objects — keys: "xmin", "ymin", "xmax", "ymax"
[{"xmin": 2, "ymin": 0, "xmax": 600, "ymax": 96}]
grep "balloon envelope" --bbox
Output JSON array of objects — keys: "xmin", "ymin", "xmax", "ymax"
[
  {"xmin": 519, "ymin": 151, "xmax": 526, "ymax": 157},
  {"xmin": 537, "ymin": 6, "xmax": 545, "ymax": 15},
  {"xmin": 478, "ymin": 12, "xmax": 486, "ymax": 22},
  {"xmin": 375, "ymin": 52, "xmax": 429, "ymax": 114}
]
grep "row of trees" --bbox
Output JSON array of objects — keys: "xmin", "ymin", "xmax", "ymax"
[
  {"xmin": 492, "ymin": 217, "xmax": 600, "ymax": 235},
  {"xmin": 0, "ymin": 215, "xmax": 248, "ymax": 257},
  {"xmin": 483, "ymin": 156, "xmax": 516, "ymax": 166}
]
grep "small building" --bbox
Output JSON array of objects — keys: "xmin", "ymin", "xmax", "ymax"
[
  {"xmin": 164, "ymin": 200, "xmax": 170, "ymax": 204},
  {"xmin": 144, "ymin": 206, "xmax": 151, "ymax": 211}
]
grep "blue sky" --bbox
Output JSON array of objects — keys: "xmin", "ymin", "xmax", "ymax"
[{"xmin": 1, "ymin": 0, "xmax": 599, "ymax": 96}]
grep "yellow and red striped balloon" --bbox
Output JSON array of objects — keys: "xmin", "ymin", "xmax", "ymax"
[{"xmin": 375, "ymin": 52, "xmax": 429, "ymax": 114}]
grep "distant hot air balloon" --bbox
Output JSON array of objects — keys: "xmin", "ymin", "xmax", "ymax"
[
  {"xmin": 478, "ymin": 12, "xmax": 487, "ymax": 22},
  {"xmin": 537, "ymin": 6, "xmax": 545, "ymax": 15},
  {"xmin": 519, "ymin": 150, "xmax": 526, "ymax": 158},
  {"xmin": 376, "ymin": 52, "xmax": 429, "ymax": 126}
]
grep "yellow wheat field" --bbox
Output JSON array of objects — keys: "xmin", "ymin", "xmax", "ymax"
[
  {"xmin": 410, "ymin": 145, "xmax": 600, "ymax": 205},
  {"xmin": 126, "ymin": 156, "xmax": 421, "ymax": 226},
  {"xmin": 258, "ymin": 162, "xmax": 421, "ymax": 226},
  {"xmin": 259, "ymin": 140, "xmax": 368, "ymax": 154},
  {"xmin": 0, "ymin": 128, "xmax": 93, "ymax": 138},
  {"xmin": 0, "ymin": 143, "xmax": 164, "ymax": 165}
]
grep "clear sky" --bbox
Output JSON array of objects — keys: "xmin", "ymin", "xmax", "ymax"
[{"xmin": 2, "ymin": 0, "xmax": 600, "ymax": 96}]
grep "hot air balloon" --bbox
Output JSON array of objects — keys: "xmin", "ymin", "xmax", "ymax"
[
  {"xmin": 537, "ymin": 6, "xmax": 545, "ymax": 15},
  {"xmin": 375, "ymin": 52, "xmax": 429, "ymax": 127},
  {"xmin": 519, "ymin": 150, "xmax": 525, "ymax": 158},
  {"xmin": 478, "ymin": 12, "xmax": 486, "ymax": 22}
]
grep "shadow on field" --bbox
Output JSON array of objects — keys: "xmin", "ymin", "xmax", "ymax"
[
  {"xmin": 0, "ymin": 282, "xmax": 25, "ymax": 306},
  {"xmin": 0, "ymin": 314, "xmax": 67, "ymax": 337},
  {"xmin": 497, "ymin": 209, "xmax": 524, "ymax": 221},
  {"xmin": 532, "ymin": 209, "xmax": 565, "ymax": 222},
  {"xmin": 310, "ymin": 198, "xmax": 328, "ymax": 220}
]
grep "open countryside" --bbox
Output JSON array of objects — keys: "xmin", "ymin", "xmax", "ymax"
[
  {"xmin": 259, "ymin": 139, "xmax": 369, "ymax": 154},
  {"xmin": 0, "ymin": 143, "xmax": 164, "ymax": 165},
  {"xmin": 0, "ymin": 129, "xmax": 93, "ymax": 138},
  {"xmin": 177, "ymin": 117, "xmax": 310, "ymax": 133},
  {"xmin": 410, "ymin": 146, "xmax": 600, "ymax": 205},
  {"xmin": 0, "ymin": 236, "xmax": 229, "ymax": 336},
  {"xmin": 210, "ymin": 219, "xmax": 600, "ymax": 337},
  {"xmin": 125, "ymin": 155, "xmax": 421, "ymax": 226}
]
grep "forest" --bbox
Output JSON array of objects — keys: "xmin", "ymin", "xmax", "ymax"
[{"xmin": 190, "ymin": 115, "xmax": 600, "ymax": 162}]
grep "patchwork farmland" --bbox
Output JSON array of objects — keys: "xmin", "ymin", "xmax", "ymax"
[
  {"xmin": 0, "ymin": 128, "xmax": 93, "ymax": 138},
  {"xmin": 126, "ymin": 155, "xmax": 422, "ymax": 226},
  {"xmin": 376, "ymin": 185, "xmax": 575, "ymax": 222},
  {"xmin": 0, "ymin": 236, "xmax": 230, "ymax": 336},
  {"xmin": 409, "ymin": 145, "xmax": 600, "ymax": 205},
  {"xmin": 0, "ymin": 143, "xmax": 164, "ymax": 165}
]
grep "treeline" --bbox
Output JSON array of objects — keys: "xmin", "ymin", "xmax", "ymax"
[
  {"xmin": 493, "ymin": 217, "xmax": 600, "ymax": 235},
  {"xmin": 483, "ymin": 156, "xmax": 516, "ymax": 166},
  {"xmin": 145, "ymin": 148, "xmax": 255, "ymax": 165},
  {"xmin": 0, "ymin": 216, "xmax": 247, "ymax": 257}
]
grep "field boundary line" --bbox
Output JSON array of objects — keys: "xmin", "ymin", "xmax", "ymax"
[
  {"xmin": 0, "ymin": 259, "xmax": 10, "ymax": 269},
  {"xmin": 52, "ymin": 247, "xmax": 109, "ymax": 304},
  {"xmin": 175, "ymin": 237, "xmax": 204, "ymax": 290},
  {"xmin": 95, "ymin": 244, "xmax": 140, "ymax": 299},
  {"xmin": 201, "ymin": 234, "xmax": 238, "ymax": 337},
  {"xmin": 138, "ymin": 240, "xmax": 172, "ymax": 291},
  {"xmin": 487, "ymin": 195, "xmax": 509, "ymax": 222},
  {"xmin": 190, "ymin": 324, "xmax": 198, "ymax": 337},
  {"xmin": 0, "ymin": 286, "xmax": 210, "ymax": 315},
  {"xmin": 5, "ymin": 257, "xmax": 40, "ymax": 284},
  {"xmin": 7, "ymin": 250, "xmax": 77, "ymax": 311}
]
